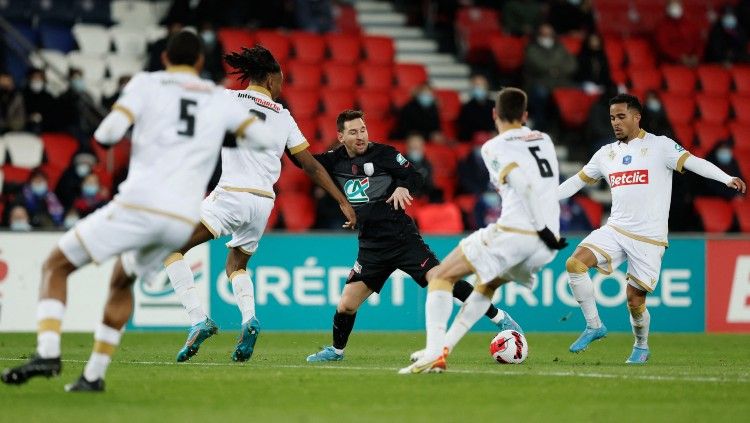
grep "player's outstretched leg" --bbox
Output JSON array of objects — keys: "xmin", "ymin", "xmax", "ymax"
[
  {"xmin": 452, "ymin": 279, "xmax": 523, "ymax": 333},
  {"xmin": 2, "ymin": 248, "xmax": 74, "ymax": 385},
  {"xmin": 307, "ymin": 281, "xmax": 370, "ymax": 362},
  {"xmin": 625, "ymin": 286, "xmax": 650, "ymax": 364},
  {"xmin": 567, "ymin": 251, "xmax": 607, "ymax": 352},
  {"xmin": 176, "ymin": 318, "xmax": 219, "ymax": 363}
]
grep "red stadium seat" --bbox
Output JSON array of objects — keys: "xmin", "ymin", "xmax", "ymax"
[
  {"xmin": 322, "ymin": 62, "xmax": 358, "ymax": 89},
  {"xmin": 359, "ymin": 64, "xmax": 394, "ymax": 89},
  {"xmin": 694, "ymin": 123, "xmax": 730, "ymax": 157},
  {"xmin": 434, "ymin": 89, "xmax": 461, "ymax": 121},
  {"xmin": 1, "ymin": 164, "xmax": 32, "ymax": 187},
  {"xmin": 559, "ymin": 35, "xmax": 584, "ymax": 56},
  {"xmin": 623, "ymin": 37, "xmax": 656, "ymax": 68},
  {"xmin": 321, "ymin": 89, "xmax": 356, "ymax": 114},
  {"xmin": 574, "ymin": 195, "xmax": 603, "ymax": 228},
  {"xmin": 326, "ymin": 34, "xmax": 361, "ymax": 65},
  {"xmin": 610, "ymin": 68, "xmax": 628, "ymax": 86},
  {"xmin": 287, "ymin": 60, "xmax": 322, "ymax": 88},
  {"xmin": 41, "ymin": 133, "xmax": 79, "ymax": 168},
  {"xmin": 255, "ymin": 30, "xmax": 291, "ymax": 63},
  {"xmin": 456, "ymin": 7, "xmax": 501, "ymax": 33},
  {"xmin": 362, "ymin": 35, "xmax": 394, "ymax": 65},
  {"xmin": 390, "ymin": 89, "xmax": 412, "ymax": 111},
  {"xmin": 317, "ymin": 115, "xmax": 339, "ymax": 143},
  {"xmin": 628, "ymin": 68, "xmax": 663, "ymax": 92},
  {"xmin": 283, "ymin": 88, "xmax": 320, "ymax": 119},
  {"xmin": 356, "ymin": 88, "xmax": 392, "ymax": 119},
  {"xmin": 464, "ymin": 30, "xmax": 502, "ymax": 64},
  {"xmin": 455, "ymin": 194, "xmax": 477, "ymax": 215},
  {"xmin": 603, "ymin": 36, "xmax": 625, "ymax": 71},
  {"xmin": 552, "ymin": 88, "xmax": 599, "ymax": 128},
  {"xmin": 265, "ymin": 204, "xmax": 279, "ymax": 231},
  {"xmin": 730, "ymin": 94, "xmax": 750, "ymax": 124},
  {"xmin": 394, "ymin": 64, "xmax": 428, "ymax": 92},
  {"xmin": 694, "ymin": 197, "xmax": 734, "ymax": 233},
  {"xmin": 696, "ymin": 94, "xmax": 730, "ymax": 125},
  {"xmin": 661, "ymin": 65, "xmax": 696, "ymax": 95},
  {"xmin": 290, "ymin": 31, "xmax": 326, "ymax": 64},
  {"xmin": 697, "ymin": 65, "xmax": 731, "ymax": 95},
  {"xmin": 414, "ymin": 202, "xmax": 463, "ymax": 234},
  {"xmin": 294, "ymin": 117, "xmax": 318, "ymax": 142},
  {"xmin": 672, "ymin": 123, "xmax": 696, "ymax": 150},
  {"xmin": 335, "ymin": 4, "xmax": 360, "ymax": 34},
  {"xmin": 733, "ymin": 199, "xmax": 750, "ymax": 233},
  {"xmin": 218, "ymin": 28, "xmax": 253, "ymax": 66},
  {"xmin": 424, "ymin": 144, "xmax": 458, "ymax": 179},
  {"xmin": 277, "ymin": 192, "xmax": 315, "ymax": 232},
  {"xmin": 278, "ymin": 155, "xmax": 312, "ymax": 194},
  {"xmin": 362, "ymin": 117, "xmax": 391, "ymax": 141},
  {"xmin": 660, "ymin": 93, "xmax": 696, "ymax": 126},
  {"xmin": 731, "ymin": 65, "xmax": 750, "ymax": 94},
  {"xmin": 729, "ymin": 122, "xmax": 750, "ymax": 152},
  {"xmin": 489, "ymin": 34, "xmax": 527, "ymax": 74}
]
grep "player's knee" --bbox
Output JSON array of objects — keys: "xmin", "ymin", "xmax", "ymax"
[
  {"xmin": 565, "ymin": 257, "xmax": 589, "ymax": 274},
  {"xmin": 42, "ymin": 248, "xmax": 75, "ymax": 276},
  {"xmin": 336, "ymin": 302, "xmax": 359, "ymax": 315},
  {"xmin": 474, "ymin": 283, "xmax": 497, "ymax": 298},
  {"xmin": 428, "ymin": 278, "xmax": 454, "ymax": 292}
]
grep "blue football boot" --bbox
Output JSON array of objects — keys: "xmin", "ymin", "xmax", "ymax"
[
  {"xmin": 176, "ymin": 318, "xmax": 218, "ymax": 362},
  {"xmin": 569, "ymin": 325, "xmax": 608, "ymax": 353},
  {"xmin": 232, "ymin": 317, "xmax": 261, "ymax": 362}
]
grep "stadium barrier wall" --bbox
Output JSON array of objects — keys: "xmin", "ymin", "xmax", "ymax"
[{"xmin": 0, "ymin": 233, "xmax": 747, "ymax": 333}]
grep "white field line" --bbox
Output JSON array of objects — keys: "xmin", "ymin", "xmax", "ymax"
[{"xmin": 1, "ymin": 357, "xmax": 747, "ymax": 384}]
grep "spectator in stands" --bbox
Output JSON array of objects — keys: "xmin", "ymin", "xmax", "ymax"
[
  {"xmin": 559, "ymin": 197, "xmax": 593, "ymax": 232},
  {"xmin": 56, "ymin": 152, "xmax": 98, "ymax": 210},
  {"xmin": 0, "ymin": 72, "xmax": 25, "ymax": 133},
  {"xmin": 704, "ymin": 6, "xmax": 749, "ymax": 64},
  {"xmin": 502, "ymin": 0, "xmax": 543, "ymax": 36},
  {"xmin": 22, "ymin": 68, "xmax": 58, "ymax": 133},
  {"xmin": 456, "ymin": 143, "xmax": 490, "ymax": 195},
  {"xmin": 20, "ymin": 168, "xmax": 64, "ymax": 228},
  {"xmin": 584, "ymin": 87, "xmax": 618, "ymax": 154},
  {"xmin": 7, "ymin": 204, "xmax": 32, "ymax": 231},
  {"xmin": 700, "ymin": 140, "xmax": 745, "ymax": 199},
  {"xmin": 575, "ymin": 33, "xmax": 611, "ymax": 92},
  {"xmin": 640, "ymin": 90, "xmax": 674, "ymax": 140},
  {"xmin": 102, "ymin": 75, "xmax": 131, "ymax": 111},
  {"xmin": 58, "ymin": 67, "xmax": 101, "ymax": 147},
  {"xmin": 147, "ymin": 20, "xmax": 184, "ymax": 72},
  {"xmin": 457, "ymin": 74, "xmax": 495, "ymax": 141},
  {"xmin": 199, "ymin": 22, "xmax": 226, "ymax": 83},
  {"xmin": 391, "ymin": 84, "xmax": 441, "ymax": 140},
  {"xmin": 548, "ymin": 0, "xmax": 595, "ymax": 35},
  {"xmin": 655, "ymin": 0, "xmax": 701, "ymax": 67},
  {"xmin": 72, "ymin": 173, "xmax": 109, "ymax": 217},
  {"xmin": 405, "ymin": 132, "xmax": 440, "ymax": 201},
  {"xmin": 63, "ymin": 209, "xmax": 80, "ymax": 230},
  {"xmin": 523, "ymin": 23, "xmax": 577, "ymax": 131},
  {"xmin": 295, "ymin": 0, "xmax": 334, "ymax": 33}
]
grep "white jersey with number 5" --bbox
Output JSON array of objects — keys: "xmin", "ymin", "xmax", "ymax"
[
  {"xmin": 576, "ymin": 129, "xmax": 690, "ymax": 244},
  {"xmin": 218, "ymin": 85, "xmax": 310, "ymax": 197},
  {"xmin": 112, "ymin": 68, "xmax": 259, "ymax": 223},
  {"xmin": 481, "ymin": 126, "xmax": 561, "ymax": 235}
]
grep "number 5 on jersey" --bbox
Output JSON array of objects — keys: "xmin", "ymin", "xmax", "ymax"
[{"xmin": 178, "ymin": 98, "xmax": 197, "ymax": 137}]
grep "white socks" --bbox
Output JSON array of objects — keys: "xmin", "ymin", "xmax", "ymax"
[
  {"xmin": 629, "ymin": 305, "xmax": 650, "ymax": 348},
  {"xmin": 165, "ymin": 254, "xmax": 207, "ymax": 326},
  {"xmin": 425, "ymin": 289, "xmax": 453, "ymax": 360},
  {"xmin": 490, "ymin": 309, "xmax": 506, "ymax": 324},
  {"xmin": 230, "ymin": 270, "xmax": 256, "ymax": 324},
  {"xmin": 83, "ymin": 324, "xmax": 122, "ymax": 382},
  {"xmin": 568, "ymin": 272, "xmax": 602, "ymax": 329},
  {"xmin": 445, "ymin": 291, "xmax": 491, "ymax": 352},
  {"xmin": 36, "ymin": 299, "xmax": 65, "ymax": 358}
]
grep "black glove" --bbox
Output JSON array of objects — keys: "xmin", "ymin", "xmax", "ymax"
[{"xmin": 537, "ymin": 227, "xmax": 568, "ymax": 250}]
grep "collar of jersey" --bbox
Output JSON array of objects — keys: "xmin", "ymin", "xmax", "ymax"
[
  {"xmin": 166, "ymin": 65, "xmax": 198, "ymax": 75},
  {"xmin": 619, "ymin": 129, "xmax": 647, "ymax": 146},
  {"xmin": 246, "ymin": 85, "xmax": 272, "ymax": 98}
]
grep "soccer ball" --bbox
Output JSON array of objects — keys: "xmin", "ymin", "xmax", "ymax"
[{"xmin": 489, "ymin": 330, "xmax": 528, "ymax": 364}]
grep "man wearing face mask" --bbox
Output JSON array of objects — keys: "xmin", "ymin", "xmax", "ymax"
[
  {"xmin": 458, "ymin": 75, "xmax": 496, "ymax": 141},
  {"xmin": 0, "ymin": 72, "xmax": 26, "ymax": 133},
  {"xmin": 20, "ymin": 169, "xmax": 65, "ymax": 228},
  {"xmin": 72, "ymin": 173, "xmax": 109, "ymax": 217},
  {"xmin": 700, "ymin": 141, "xmax": 745, "ymax": 199},
  {"xmin": 548, "ymin": 0, "xmax": 595, "ymax": 35},
  {"xmin": 705, "ymin": 6, "xmax": 749, "ymax": 64},
  {"xmin": 7, "ymin": 204, "xmax": 32, "ymax": 231},
  {"xmin": 391, "ymin": 83, "xmax": 441, "ymax": 140},
  {"xmin": 640, "ymin": 91, "xmax": 674, "ymax": 140},
  {"xmin": 405, "ymin": 132, "xmax": 439, "ymax": 201},
  {"xmin": 22, "ymin": 68, "xmax": 57, "ymax": 133},
  {"xmin": 655, "ymin": 0, "xmax": 701, "ymax": 66},
  {"xmin": 198, "ymin": 22, "xmax": 225, "ymax": 83},
  {"xmin": 59, "ymin": 68, "xmax": 101, "ymax": 147},
  {"xmin": 102, "ymin": 75, "xmax": 131, "ymax": 111},
  {"xmin": 55, "ymin": 152, "xmax": 98, "ymax": 210}
]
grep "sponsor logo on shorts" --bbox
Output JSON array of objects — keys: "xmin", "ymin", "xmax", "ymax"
[
  {"xmin": 344, "ymin": 178, "xmax": 370, "ymax": 203},
  {"xmin": 353, "ymin": 261, "xmax": 362, "ymax": 273},
  {"xmin": 609, "ymin": 169, "xmax": 649, "ymax": 188}
]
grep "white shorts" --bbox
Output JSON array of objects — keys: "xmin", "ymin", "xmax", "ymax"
[
  {"xmin": 460, "ymin": 225, "xmax": 557, "ymax": 288},
  {"xmin": 579, "ymin": 225, "xmax": 666, "ymax": 292},
  {"xmin": 59, "ymin": 201, "xmax": 194, "ymax": 281},
  {"xmin": 199, "ymin": 187, "xmax": 275, "ymax": 255}
]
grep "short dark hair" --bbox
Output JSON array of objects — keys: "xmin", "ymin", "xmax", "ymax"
[
  {"xmin": 608, "ymin": 93, "xmax": 642, "ymax": 114},
  {"xmin": 224, "ymin": 45, "xmax": 281, "ymax": 84},
  {"xmin": 165, "ymin": 30, "xmax": 204, "ymax": 66},
  {"xmin": 336, "ymin": 109, "xmax": 364, "ymax": 132},
  {"xmin": 495, "ymin": 87, "xmax": 527, "ymax": 122}
]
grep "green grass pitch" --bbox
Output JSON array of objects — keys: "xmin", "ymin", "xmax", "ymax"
[{"xmin": 1, "ymin": 331, "xmax": 749, "ymax": 422}]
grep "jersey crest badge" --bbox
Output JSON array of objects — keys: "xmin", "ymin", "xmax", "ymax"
[
  {"xmin": 344, "ymin": 178, "xmax": 370, "ymax": 203},
  {"xmin": 622, "ymin": 155, "xmax": 632, "ymax": 165},
  {"xmin": 396, "ymin": 153, "xmax": 407, "ymax": 165},
  {"xmin": 641, "ymin": 148, "xmax": 648, "ymax": 157},
  {"xmin": 674, "ymin": 143, "xmax": 685, "ymax": 152}
]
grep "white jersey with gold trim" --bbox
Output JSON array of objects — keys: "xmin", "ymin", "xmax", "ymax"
[
  {"xmin": 578, "ymin": 129, "xmax": 690, "ymax": 243},
  {"xmin": 113, "ymin": 69, "xmax": 258, "ymax": 223},
  {"xmin": 217, "ymin": 86, "xmax": 309, "ymax": 196},
  {"xmin": 481, "ymin": 126, "xmax": 560, "ymax": 234}
]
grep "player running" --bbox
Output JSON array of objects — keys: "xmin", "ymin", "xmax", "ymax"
[
  {"xmin": 561, "ymin": 93, "xmax": 746, "ymax": 363},
  {"xmin": 163, "ymin": 45, "xmax": 356, "ymax": 363},
  {"xmin": 301, "ymin": 109, "xmax": 523, "ymax": 363},
  {"xmin": 1, "ymin": 31, "xmax": 272, "ymax": 392},
  {"xmin": 400, "ymin": 87, "xmax": 567, "ymax": 374}
]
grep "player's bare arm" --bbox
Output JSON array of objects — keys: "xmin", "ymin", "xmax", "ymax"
[{"xmin": 295, "ymin": 149, "xmax": 357, "ymax": 229}]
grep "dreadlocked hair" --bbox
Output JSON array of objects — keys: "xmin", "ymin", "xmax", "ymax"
[{"xmin": 223, "ymin": 44, "xmax": 281, "ymax": 84}]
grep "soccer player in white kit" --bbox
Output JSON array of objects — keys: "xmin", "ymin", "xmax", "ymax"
[
  {"xmin": 163, "ymin": 45, "xmax": 356, "ymax": 363},
  {"xmin": 1, "ymin": 31, "xmax": 273, "ymax": 391},
  {"xmin": 561, "ymin": 94, "xmax": 746, "ymax": 363},
  {"xmin": 400, "ymin": 88, "xmax": 568, "ymax": 374}
]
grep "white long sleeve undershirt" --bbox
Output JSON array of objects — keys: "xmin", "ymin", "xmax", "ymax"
[
  {"xmin": 682, "ymin": 155, "xmax": 734, "ymax": 185},
  {"xmin": 558, "ymin": 173, "xmax": 588, "ymax": 200},
  {"xmin": 93, "ymin": 109, "xmax": 132, "ymax": 145}
]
